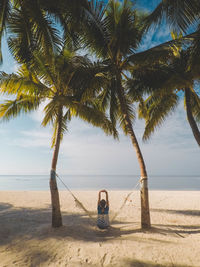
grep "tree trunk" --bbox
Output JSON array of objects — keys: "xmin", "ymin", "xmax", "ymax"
[
  {"xmin": 185, "ymin": 88, "xmax": 200, "ymax": 147},
  {"xmin": 116, "ymin": 74, "xmax": 151, "ymax": 229},
  {"xmin": 50, "ymin": 108, "xmax": 63, "ymax": 228}
]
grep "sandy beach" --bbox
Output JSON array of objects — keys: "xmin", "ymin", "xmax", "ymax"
[{"xmin": 0, "ymin": 190, "xmax": 200, "ymax": 267}]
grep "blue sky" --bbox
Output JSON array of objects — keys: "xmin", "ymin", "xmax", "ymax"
[{"xmin": 0, "ymin": 1, "xmax": 199, "ymax": 176}]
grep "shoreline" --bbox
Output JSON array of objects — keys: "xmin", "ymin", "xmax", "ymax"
[
  {"xmin": 0, "ymin": 188, "xmax": 200, "ymax": 191},
  {"xmin": 0, "ymin": 190, "xmax": 200, "ymax": 266}
]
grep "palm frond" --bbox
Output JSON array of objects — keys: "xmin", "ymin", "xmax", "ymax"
[
  {"xmin": 30, "ymin": 52, "xmax": 57, "ymax": 88},
  {"xmin": 70, "ymin": 59, "xmax": 108, "ymax": 101},
  {"xmin": 0, "ymin": 95, "xmax": 41, "ymax": 121},
  {"xmin": 0, "ymin": 71, "xmax": 49, "ymax": 96},
  {"xmin": 105, "ymin": 1, "xmax": 147, "ymax": 58},
  {"xmin": 51, "ymin": 111, "xmax": 68, "ymax": 148},
  {"xmin": 109, "ymin": 82, "xmax": 119, "ymax": 128},
  {"xmin": 127, "ymin": 41, "xmax": 176, "ymax": 66},
  {"xmin": 144, "ymin": 0, "xmax": 200, "ymax": 33},
  {"xmin": 68, "ymin": 101, "xmax": 118, "ymax": 138},
  {"xmin": 81, "ymin": 1, "xmax": 109, "ymax": 59},
  {"xmin": 0, "ymin": 0, "xmax": 11, "ymax": 63},
  {"xmin": 42, "ymin": 98, "xmax": 59, "ymax": 126},
  {"xmin": 142, "ymin": 93, "xmax": 179, "ymax": 141},
  {"xmin": 118, "ymin": 93, "xmax": 135, "ymax": 135},
  {"xmin": 188, "ymin": 89, "xmax": 200, "ymax": 124},
  {"xmin": 7, "ymin": 7, "xmax": 35, "ymax": 63}
]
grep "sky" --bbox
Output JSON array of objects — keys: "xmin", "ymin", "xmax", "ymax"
[{"xmin": 0, "ymin": 0, "xmax": 199, "ymax": 176}]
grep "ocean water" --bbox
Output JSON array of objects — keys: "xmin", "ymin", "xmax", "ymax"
[{"xmin": 0, "ymin": 174, "xmax": 199, "ymax": 191}]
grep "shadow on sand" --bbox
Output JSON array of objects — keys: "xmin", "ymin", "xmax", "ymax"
[
  {"xmin": 151, "ymin": 208, "xmax": 200, "ymax": 217},
  {"xmin": 1, "ymin": 202, "xmax": 200, "ymax": 245},
  {"xmin": 0, "ymin": 202, "xmax": 142, "ymax": 245},
  {"xmin": 124, "ymin": 259, "xmax": 192, "ymax": 267},
  {"xmin": 0, "ymin": 203, "xmax": 199, "ymax": 266}
]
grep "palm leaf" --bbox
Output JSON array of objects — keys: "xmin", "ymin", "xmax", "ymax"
[
  {"xmin": 142, "ymin": 93, "xmax": 179, "ymax": 141},
  {"xmin": 0, "ymin": 95, "xmax": 41, "ymax": 121},
  {"xmin": 118, "ymin": 93, "xmax": 135, "ymax": 135},
  {"xmin": 67, "ymin": 101, "xmax": 118, "ymax": 138},
  {"xmin": 42, "ymin": 98, "xmax": 59, "ymax": 126},
  {"xmin": 189, "ymin": 89, "xmax": 200, "ymax": 124},
  {"xmin": 0, "ymin": 71, "xmax": 49, "ymax": 96},
  {"xmin": 144, "ymin": 0, "xmax": 200, "ymax": 33},
  {"xmin": 51, "ymin": 111, "xmax": 68, "ymax": 148},
  {"xmin": 0, "ymin": 0, "xmax": 11, "ymax": 63}
]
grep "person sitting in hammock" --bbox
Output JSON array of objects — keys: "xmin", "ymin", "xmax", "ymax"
[{"xmin": 97, "ymin": 189, "xmax": 110, "ymax": 229}]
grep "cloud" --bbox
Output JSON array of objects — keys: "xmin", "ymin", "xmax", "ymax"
[
  {"xmin": 3, "ymin": 98, "xmax": 199, "ymax": 175},
  {"xmin": 7, "ymin": 128, "xmax": 52, "ymax": 149}
]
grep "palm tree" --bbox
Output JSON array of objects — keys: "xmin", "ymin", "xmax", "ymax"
[
  {"xmin": 81, "ymin": 0, "xmax": 151, "ymax": 229},
  {"xmin": 133, "ymin": 1, "xmax": 200, "ymax": 145},
  {"xmin": 129, "ymin": 49, "xmax": 200, "ymax": 146},
  {"xmin": 0, "ymin": 49, "xmax": 117, "ymax": 227}
]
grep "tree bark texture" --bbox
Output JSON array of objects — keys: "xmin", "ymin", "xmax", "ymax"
[
  {"xmin": 116, "ymin": 74, "xmax": 151, "ymax": 229},
  {"xmin": 50, "ymin": 108, "xmax": 63, "ymax": 227},
  {"xmin": 185, "ymin": 88, "xmax": 200, "ymax": 147}
]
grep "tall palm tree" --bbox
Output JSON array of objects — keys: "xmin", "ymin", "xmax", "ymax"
[
  {"xmin": 81, "ymin": 0, "xmax": 152, "ymax": 228},
  {"xmin": 129, "ymin": 49, "xmax": 200, "ymax": 146},
  {"xmin": 0, "ymin": 49, "xmax": 117, "ymax": 227}
]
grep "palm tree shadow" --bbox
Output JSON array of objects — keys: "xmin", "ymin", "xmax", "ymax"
[
  {"xmin": 0, "ymin": 202, "xmax": 13, "ymax": 211},
  {"xmin": 151, "ymin": 224, "xmax": 200, "ymax": 237},
  {"xmin": 0, "ymin": 203, "xmax": 143, "ymax": 245},
  {"xmin": 1, "ymin": 203, "xmax": 199, "ymax": 266},
  {"xmin": 152, "ymin": 208, "xmax": 200, "ymax": 217},
  {"xmin": 1, "ymin": 203, "xmax": 200, "ymax": 245},
  {"xmin": 43, "ymin": 214, "xmax": 143, "ymax": 242},
  {"xmin": 124, "ymin": 258, "xmax": 191, "ymax": 267}
]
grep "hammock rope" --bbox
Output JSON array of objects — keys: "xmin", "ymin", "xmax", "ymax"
[
  {"xmin": 56, "ymin": 173, "xmax": 95, "ymax": 222},
  {"xmin": 110, "ymin": 180, "xmax": 140, "ymax": 223},
  {"xmin": 56, "ymin": 173, "xmax": 141, "ymax": 224}
]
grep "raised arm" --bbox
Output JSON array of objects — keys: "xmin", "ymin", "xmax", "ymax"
[
  {"xmin": 98, "ymin": 191, "xmax": 101, "ymax": 205},
  {"xmin": 105, "ymin": 190, "xmax": 109, "ymax": 207}
]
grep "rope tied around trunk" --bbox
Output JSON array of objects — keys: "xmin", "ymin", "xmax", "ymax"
[{"xmin": 140, "ymin": 176, "xmax": 147, "ymax": 182}]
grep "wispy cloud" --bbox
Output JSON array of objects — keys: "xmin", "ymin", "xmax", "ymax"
[
  {"xmin": 0, "ymin": 100, "xmax": 199, "ymax": 175},
  {"xmin": 7, "ymin": 128, "xmax": 51, "ymax": 148}
]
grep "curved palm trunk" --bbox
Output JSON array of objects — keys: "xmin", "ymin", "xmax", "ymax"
[
  {"xmin": 116, "ymin": 74, "xmax": 151, "ymax": 229},
  {"xmin": 185, "ymin": 88, "xmax": 200, "ymax": 147},
  {"xmin": 50, "ymin": 108, "xmax": 63, "ymax": 227}
]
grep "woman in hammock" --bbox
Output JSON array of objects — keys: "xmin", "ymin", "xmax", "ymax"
[{"xmin": 97, "ymin": 189, "xmax": 110, "ymax": 229}]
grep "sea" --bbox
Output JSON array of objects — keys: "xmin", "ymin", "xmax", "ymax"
[{"xmin": 0, "ymin": 174, "xmax": 199, "ymax": 191}]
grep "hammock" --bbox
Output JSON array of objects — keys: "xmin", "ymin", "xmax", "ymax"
[{"xmin": 56, "ymin": 173, "xmax": 140, "ymax": 224}]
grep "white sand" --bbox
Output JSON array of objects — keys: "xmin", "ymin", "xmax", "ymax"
[{"xmin": 0, "ymin": 190, "xmax": 200, "ymax": 267}]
